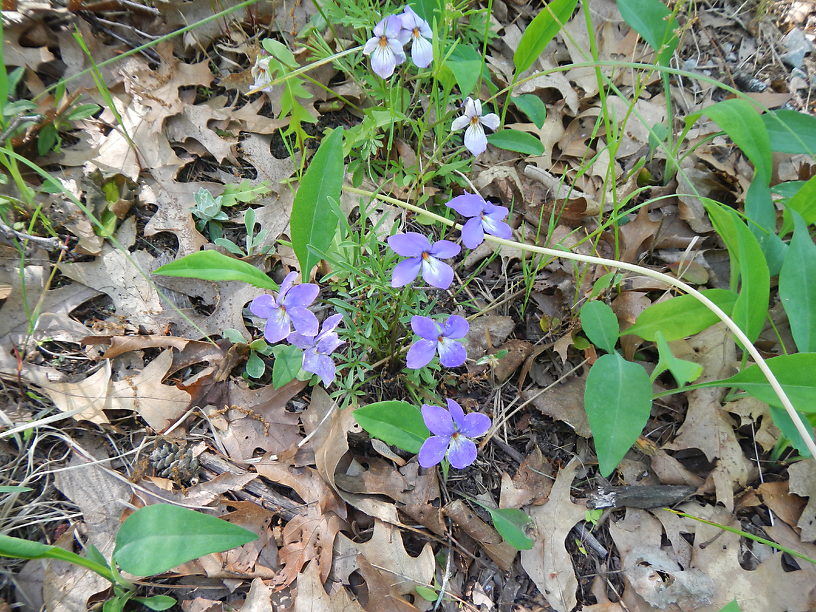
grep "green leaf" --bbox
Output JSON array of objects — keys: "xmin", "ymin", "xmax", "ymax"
[
  {"xmin": 579, "ymin": 301, "xmax": 619, "ymax": 354},
  {"xmin": 784, "ymin": 174, "xmax": 816, "ymax": 225},
  {"xmin": 132, "ymin": 595, "xmax": 176, "ymax": 611},
  {"xmin": 769, "ymin": 406, "xmax": 816, "ymax": 457},
  {"xmin": 113, "ymin": 504, "xmax": 257, "ymax": 576},
  {"xmin": 67, "ymin": 103, "xmax": 100, "ymax": 121},
  {"xmin": 0, "ymin": 486, "xmax": 32, "ymax": 493},
  {"xmin": 103, "ymin": 595, "xmax": 126, "ymax": 612},
  {"xmin": 271, "ymin": 344, "xmax": 302, "ymax": 388},
  {"xmin": 584, "ymin": 353, "xmax": 652, "ymax": 477},
  {"xmin": 622, "ymin": 289, "xmax": 738, "ymax": 341},
  {"xmin": 0, "ymin": 534, "xmax": 115, "ymax": 582},
  {"xmin": 245, "ymin": 351, "xmax": 266, "ymax": 379},
  {"xmin": 514, "ymin": 0, "xmax": 579, "ymax": 74},
  {"xmin": 651, "ymin": 330, "xmax": 702, "ymax": 387},
  {"xmin": 290, "ymin": 127, "xmax": 344, "ymax": 281},
  {"xmin": 482, "ymin": 506, "xmax": 534, "ymax": 550},
  {"xmin": 445, "ymin": 45, "xmax": 483, "ymax": 97},
  {"xmin": 703, "ymin": 353, "xmax": 816, "ymax": 414},
  {"xmin": 704, "ymin": 202, "xmax": 770, "ymax": 343},
  {"xmin": 222, "ymin": 328, "xmax": 245, "ymax": 344},
  {"xmin": 779, "ymin": 211, "xmax": 816, "ymax": 352},
  {"xmin": 616, "ymin": 0, "xmax": 679, "ymax": 65},
  {"xmin": 762, "ymin": 109, "xmax": 816, "ymax": 155},
  {"xmin": 717, "ymin": 601, "xmax": 742, "ymax": 612},
  {"xmin": 511, "ymin": 95, "xmax": 547, "ymax": 128},
  {"xmin": 153, "ymin": 250, "xmax": 278, "ymax": 291},
  {"xmin": 415, "ymin": 585, "xmax": 439, "ymax": 602},
  {"xmin": 486, "ymin": 129, "xmax": 544, "ymax": 155},
  {"xmin": 354, "ymin": 401, "xmax": 430, "ymax": 454}
]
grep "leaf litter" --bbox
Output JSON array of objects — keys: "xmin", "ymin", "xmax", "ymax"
[{"xmin": 1, "ymin": 0, "xmax": 815, "ymax": 610}]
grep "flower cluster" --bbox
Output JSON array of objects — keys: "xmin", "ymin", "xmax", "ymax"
[
  {"xmin": 250, "ymin": 272, "xmax": 344, "ymax": 385},
  {"xmin": 363, "ymin": 7, "xmax": 433, "ymax": 79}
]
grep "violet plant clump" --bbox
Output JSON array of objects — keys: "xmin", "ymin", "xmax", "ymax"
[
  {"xmin": 249, "ymin": 271, "xmax": 319, "ymax": 343},
  {"xmin": 419, "ymin": 399, "xmax": 491, "ymax": 469}
]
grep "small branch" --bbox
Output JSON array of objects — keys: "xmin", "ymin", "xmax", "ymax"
[{"xmin": 0, "ymin": 218, "xmax": 66, "ymax": 251}]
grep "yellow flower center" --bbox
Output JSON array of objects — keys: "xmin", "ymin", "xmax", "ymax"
[
  {"xmin": 470, "ymin": 115, "xmax": 480, "ymax": 126},
  {"xmin": 379, "ymin": 35, "xmax": 389, "ymax": 48}
]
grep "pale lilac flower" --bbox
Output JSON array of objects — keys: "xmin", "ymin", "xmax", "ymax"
[
  {"xmin": 446, "ymin": 192, "xmax": 512, "ymax": 248},
  {"xmin": 387, "ymin": 232, "xmax": 460, "ymax": 289},
  {"xmin": 419, "ymin": 399, "xmax": 491, "ymax": 469},
  {"xmin": 250, "ymin": 55, "xmax": 273, "ymax": 93},
  {"xmin": 400, "ymin": 6, "xmax": 433, "ymax": 68},
  {"xmin": 407, "ymin": 315, "xmax": 468, "ymax": 369},
  {"xmin": 451, "ymin": 97, "xmax": 500, "ymax": 156},
  {"xmin": 249, "ymin": 272, "xmax": 319, "ymax": 343},
  {"xmin": 288, "ymin": 314, "xmax": 344, "ymax": 386},
  {"xmin": 363, "ymin": 15, "xmax": 410, "ymax": 78}
]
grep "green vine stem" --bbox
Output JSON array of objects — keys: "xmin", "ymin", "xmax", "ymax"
[{"xmin": 343, "ymin": 185, "xmax": 816, "ymax": 459}]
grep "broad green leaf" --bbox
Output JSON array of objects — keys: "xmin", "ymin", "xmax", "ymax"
[
  {"xmin": 702, "ymin": 353, "xmax": 816, "ymax": 414},
  {"xmin": 103, "ymin": 596, "xmax": 126, "ymax": 612},
  {"xmin": 513, "ymin": 0, "xmax": 579, "ymax": 74},
  {"xmin": 769, "ymin": 406, "xmax": 815, "ymax": 458},
  {"xmin": 245, "ymin": 351, "xmax": 266, "ymax": 379},
  {"xmin": 290, "ymin": 127, "xmax": 344, "ymax": 281},
  {"xmin": 153, "ymin": 250, "xmax": 278, "ymax": 291},
  {"xmin": 0, "ymin": 486, "xmax": 32, "ymax": 493},
  {"xmin": 779, "ymin": 211, "xmax": 816, "ymax": 352},
  {"xmin": 579, "ymin": 301, "xmax": 619, "ymax": 354},
  {"xmin": 483, "ymin": 506, "xmax": 534, "ymax": 550},
  {"xmin": 486, "ymin": 129, "xmax": 544, "ymax": 155},
  {"xmin": 762, "ymin": 109, "xmax": 816, "ymax": 155},
  {"xmin": 132, "ymin": 595, "xmax": 176, "ymax": 611},
  {"xmin": 697, "ymin": 100, "xmax": 771, "ymax": 182},
  {"xmin": 445, "ymin": 45, "xmax": 483, "ymax": 97},
  {"xmin": 705, "ymin": 203, "xmax": 769, "ymax": 343},
  {"xmin": 616, "ymin": 0, "xmax": 679, "ymax": 65},
  {"xmin": 584, "ymin": 354, "xmax": 652, "ymax": 477},
  {"xmin": 271, "ymin": 344, "xmax": 302, "ymax": 388},
  {"xmin": 622, "ymin": 289, "xmax": 738, "ymax": 341},
  {"xmin": 784, "ymin": 174, "xmax": 816, "ymax": 225},
  {"xmin": 222, "ymin": 328, "xmax": 245, "ymax": 344},
  {"xmin": 354, "ymin": 401, "xmax": 430, "ymax": 454},
  {"xmin": 113, "ymin": 504, "xmax": 257, "ymax": 576},
  {"xmin": 511, "ymin": 95, "xmax": 547, "ymax": 128},
  {"xmin": 651, "ymin": 331, "xmax": 702, "ymax": 387}
]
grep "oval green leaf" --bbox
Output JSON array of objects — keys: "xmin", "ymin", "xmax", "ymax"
[
  {"xmin": 487, "ymin": 129, "xmax": 544, "ymax": 155},
  {"xmin": 514, "ymin": 0, "xmax": 579, "ymax": 74},
  {"xmin": 579, "ymin": 301, "xmax": 619, "ymax": 354},
  {"xmin": 153, "ymin": 250, "xmax": 278, "ymax": 291},
  {"xmin": 486, "ymin": 507, "xmax": 534, "ymax": 550},
  {"xmin": 354, "ymin": 401, "xmax": 430, "ymax": 454},
  {"xmin": 113, "ymin": 504, "xmax": 257, "ymax": 576},
  {"xmin": 622, "ymin": 289, "xmax": 738, "ymax": 341},
  {"xmin": 511, "ymin": 95, "xmax": 547, "ymax": 128},
  {"xmin": 584, "ymin": 353, "xmax": 652, "ymax": 477},
  {"xmin": 779, "ymin": 211, "xmax": 816, "ymax": 352},
  {"xmin": 616, "ymin": 0, "xmax": 679, "ymax": 65},
  {"xmin": 290, "ymin": 127, "xmax": 344, "ymax": 281},
  {"xmin": 762, "ymin": 109, "xmax": 816, "ymax": 156}
]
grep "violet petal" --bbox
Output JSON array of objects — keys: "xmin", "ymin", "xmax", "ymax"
[
  {"xmin": 391, "ymin": 257, "xmax": 422, "ymax": 287},
  {"xmin": 447, "ymin": 436, "xmax": 477, "ymax": 469},
  {"xmin": 418, "ymin": 435, "xmax": 450, "ymax": 468},
  {"xmin": 422, "ymin": 404, "xmax": 455, "ymax": 437},
  {"xmin": 388, "ymin": 232, "xmax": 430, "ymax": 256},
  {"xmin": 446, "ymin": 193, "xmax": 485, "ymax": 217},
  {"xmin": 458, "ymin": 412, "xmax": 491, "ymax": 438},
  {"xmin": 287, "ymin": 306, "xmax": 319, "ymax": 337},
  {"xmin": 411, "ymin": 315, "xmax": 440, "ymax": 340},
  {"xmin": 442, "ymin": 315, "xmax": 469, "ymax": 339},
  {"xmin": 249, "ymin": 294, "xmax": 278, "ymax": 319},
  {"xmin": 421, "ymin": 257, "xmax": 454, "ymax": 289},
  {"xmin": 460, "ymin": 216, "xmax": 485, "ymax": 249},
  {"xmin": 437, "ymin": 338, "xmax": 466, "ymax": 367},
  {"xmin": 406, "ymin": 339, "xmax": 437, "ymax": 369}
]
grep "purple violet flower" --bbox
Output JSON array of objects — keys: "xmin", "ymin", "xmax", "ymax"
[
  {"xmin": 400, "ymin": 6, "xmax": 433, "ymax": 68},
  {"xmin": 387, "ymin": 232, "xmax": 460, "ymax": 289},
  {"xmin": 446, "ymin": 192, "xmax": 513, "ymax": 248},
  {"xmin": 249, "ymin": 272, "xmax": 319, "ymax": 343},
  {"xmin": 407, "ymin": 315, "xmax": 468, "ymax": 369},
  {"xmin": 419, "ymin": 399, "xmax": 491, "ymax": 469},
  {"xmin": 451, "ymin": 97, "xmax": 500, "ymax": 156},
  {"xmin": 363, "ymin": 15, "xmax": 410, "ymax": 79},
  {"xmin": 288, "ymin": 313, "xmax": 345, "ymax": 386}
]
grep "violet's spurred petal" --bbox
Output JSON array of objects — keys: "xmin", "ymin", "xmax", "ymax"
[
  {"xmin": 388, "ymin": 232, "xmax": 430, "ymax": 256},
  {"xmin": 479, "ymin": 112, "xmax": 500, "ymax": 131},
  {"xmin": 422, "ymin": 404, "xmax": 455, "ymax": 437},
  {"xmin": 263, "ymin": 311, "xmax": 291, "ymax": 343},
  {"xmin": 463, "ymin": 123, "xmax": 488, "ymax": 156},
  {"xmin": 472, "ymin": 98, "xmax": 483, "ymax": 117},
  {"xmin": 462, "ymin": 97, "xmax": 478, "ymax": 119},
  {"xmin": 303, "ymin": 351, "xmax": 336, "ymax": 386},
  {"xmin": 421, "ymin": 257, "xmax": 454, "ymax": 289},
  {"xmin": 446, "ymin": 193, "xmax": 484, "ymax": 217},
  {"xmin": 442, "ymin": 315, "xmax": 469, "ymax": 339},
  {"xmin": 437, "ymin": 338, "xmax": 466, "ymax": 367},
  {"xmin": 278, "ymin": 271, "xmax": 297, "ymax": 298},
  {"xmin": 411, "ymin": 315, "xmax": 440, "ymax": 340},
  {"xmin": 371, "ymin": 46, "xmax": 397, "ymax": 78},
  {"xmin": 429, "ymin": 239, "xmax": 460, "ymax": 259},
  {"xmin": 451, "ymin": 114, "xmax": 470, "ymax": 131},
  {"xmin": 249, "ymin": 294, "xmax": 278, "ymax": 318},
  {"xmin": 391, "ymin": 257, "xmax": 422, "ymax": 287},
  {"xmin": 446, "ymin": 398, "xmax": 466, "ymax": 428},
  {"xmin": 287, "ymin": 306, "xmax": 319, "ymax": 337},
  {"xmin": 284, "ymin": 283, "xmax": 319, "ymax": 308},
  {"xmin": 418, "ymin": 436, "xmax": 449, "ymax": 468},
  {"xmin": 460, "ymin": 217, "xmax": 485, "ymax": 249},
  {"xmin": 406, "ymin": 339, "xmax": 437, "ymax": 369},
  {"xmin": 483, "ymin": 217, "xmax": 512, "ymax": 240},
  {"xmin": 447, "ymin": 436, "xmax": 477, "ymax": 469},
  {"xmin": 458, "ymin": 412, "xmax": 491, "ymax": 438},
  {"xmin": 410, "ymin": 35, "xmax": 433, "ymax": 68}
]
